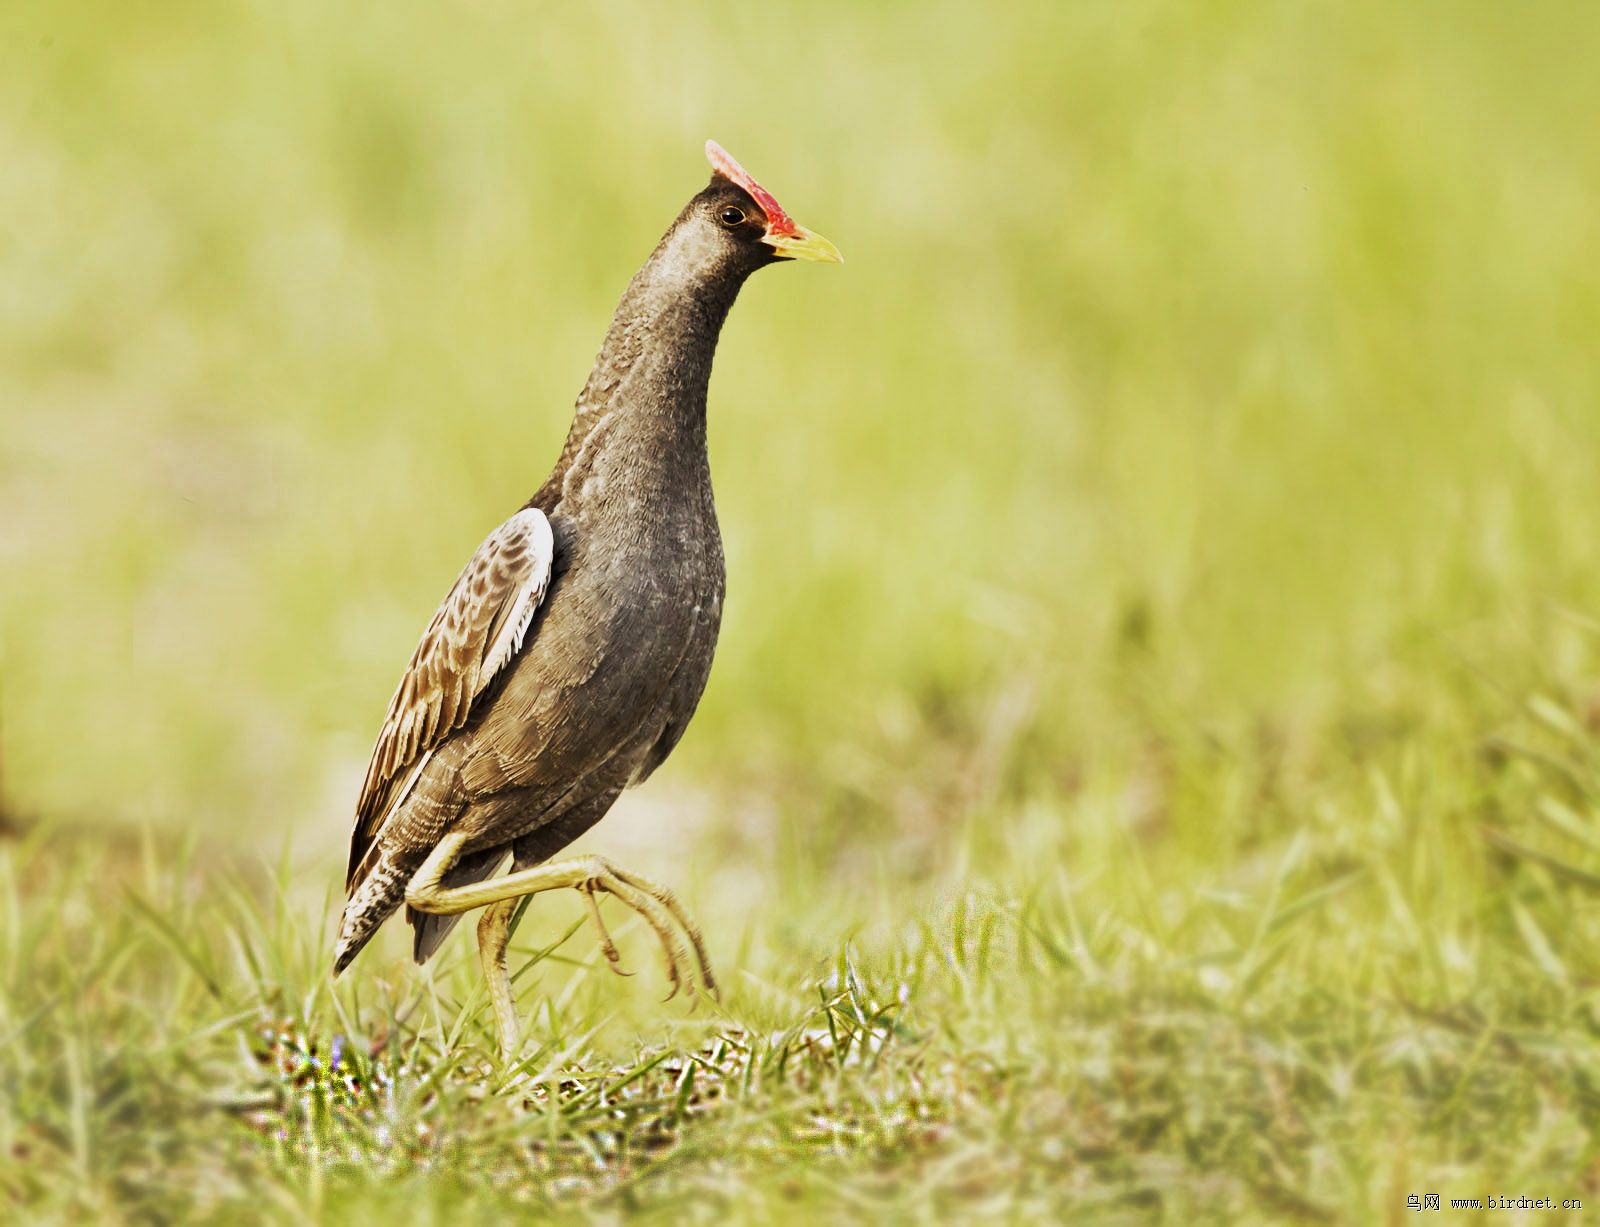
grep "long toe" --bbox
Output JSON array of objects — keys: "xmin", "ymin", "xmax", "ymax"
[
  {"xmin": 605, "ymin": 863, "xmax": 718, "ymax": 998},
  {"xmin": 579, "ymin": 882, "xmax": 634, "ymax": 977},
  {"xmin": 579, "ymin": 862, "xmax": 708, "ymax": 1002}
]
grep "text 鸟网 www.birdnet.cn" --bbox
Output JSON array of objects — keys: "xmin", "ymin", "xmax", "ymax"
[{"xmin": 1407, "ymin": 1194, "xmax": 1583, "ymax": 1211}]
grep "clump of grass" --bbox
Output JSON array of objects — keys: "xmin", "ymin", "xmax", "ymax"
[{"xmin": 235, "ymin": 965, "xmax": 908, "ymax": 1203}]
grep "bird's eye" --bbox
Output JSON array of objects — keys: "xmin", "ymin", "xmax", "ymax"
[{"xmin": 718, "ymin": 206, "xmax": 747, "ymax": 227}]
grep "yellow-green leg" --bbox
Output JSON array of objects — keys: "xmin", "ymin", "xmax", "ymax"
[
  {"xmin": 406, "ymin": 831, "xmax": 718, "ymax": 1061},
  {"xmin": 476, "ymin": 898, "xmax": 521, "ymax": 1061}
]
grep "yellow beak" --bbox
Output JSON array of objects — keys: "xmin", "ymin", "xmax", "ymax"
[{"xmin": 763, "ymin": 224, "xmax": 844, "ymax": 264}]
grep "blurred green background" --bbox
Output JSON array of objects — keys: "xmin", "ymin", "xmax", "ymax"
[{"xmin": 3, "ymin": 0, "xmax": 1599, "ymax": 864}]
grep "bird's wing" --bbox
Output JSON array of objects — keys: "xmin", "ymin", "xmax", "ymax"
[{"xmin": 346, "ymin": 506, "xmax": 555, "ymax": 888}]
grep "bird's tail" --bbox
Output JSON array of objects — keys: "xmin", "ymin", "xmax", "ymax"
[
  {"xmin": 334, "ymin": 843, "xmax": 510, "ymax": 974},
  {"xmin": 332, "ymin": 846, "xmax": 412, "ymax": 975}
]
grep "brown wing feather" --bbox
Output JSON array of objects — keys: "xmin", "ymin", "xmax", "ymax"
[{"xmin": 345, "ymin": 507, "xmax": 554, "ymax": 888}]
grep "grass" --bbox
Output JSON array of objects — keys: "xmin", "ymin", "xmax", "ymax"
[
  {"xmin": 5, "ymin": 0, "xmax": 1600, "ymax": 1221},
  {"xmin": 6, "ymin": 637, "xmax": 1600, "ymax": 1222}
]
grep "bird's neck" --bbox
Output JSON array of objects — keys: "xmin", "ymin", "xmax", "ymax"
[{"xmin": 541, "ymin": 223, "xmax": 749, "ymax": 503}]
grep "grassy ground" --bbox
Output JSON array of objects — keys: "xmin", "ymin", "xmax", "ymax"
[
  {"xmin": 5, "ymin": 0, "xmax": 1600, "ymax": 1222},
  {"xmin": 7, "ymin": 659, "xmax": 1600, "ymax": 1223}
]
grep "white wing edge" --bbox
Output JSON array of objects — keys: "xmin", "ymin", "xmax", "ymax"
[{"xmin": 478, "ymin": 507, "xmax": 555, "ymax": 686}]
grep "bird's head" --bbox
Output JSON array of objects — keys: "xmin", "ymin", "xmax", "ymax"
[{"xmin": 694, "ymin": 140, "xmax": 843, "ymax": 270}]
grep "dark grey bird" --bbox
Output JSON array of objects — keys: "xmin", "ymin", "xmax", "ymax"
[{"xmin": 332, "ymin": 141, "xmax": 840, "ymax": 1060}]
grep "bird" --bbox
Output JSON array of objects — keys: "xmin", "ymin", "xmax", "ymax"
[{"xmin": 332, "ymin": 141, "xmax": 841, "ymax": 1061}]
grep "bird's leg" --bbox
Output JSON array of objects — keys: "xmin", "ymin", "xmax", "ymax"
[
  {"xmin": 476, "ymin": 898, "xmax": 521, "ymax": 1062},
  {"xmin": 406, "ymin": 832, "xmax": 717, "ymax": 1036}
]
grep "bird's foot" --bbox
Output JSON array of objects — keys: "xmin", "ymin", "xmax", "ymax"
[
  {"xmin": 568, "ymin": 856, "xmax": 718, "ymax": 1004},
  {"xmin": 406, "ymin": 835, "xmax": 718, "ymax": 1060}
]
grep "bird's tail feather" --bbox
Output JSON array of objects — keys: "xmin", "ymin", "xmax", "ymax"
[{"xmin": 332, "ymin": 846, "xmax": 413, "ymax": 975}]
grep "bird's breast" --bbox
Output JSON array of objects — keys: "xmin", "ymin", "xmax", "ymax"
[{"xmin": 482, "ymin": 482, "xmax": 721, "ymax": 757}]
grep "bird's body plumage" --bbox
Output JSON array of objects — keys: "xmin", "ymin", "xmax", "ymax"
[
  {"xmin": 332, "ymin": 147, "xmax": 837, "ymax": 1003},
  {"xmin": 335, "ymin": 230, "xmax": 733, "ymax": 973}
]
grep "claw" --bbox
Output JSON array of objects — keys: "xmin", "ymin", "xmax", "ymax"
[
  {"xmin": 610, "ymin": 864, "xmax": 718, "ymax": 999},
  {"xmin": 594, "ymin": 864, "xmax": 691, "ymax": 1000},
  {"xmin": 580, "ymin": 882, "xmax": 633, "ymax": 977},
  {"xmin": 577, "ymin": 858, "xmax": 712, "ymax": 1006}
]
